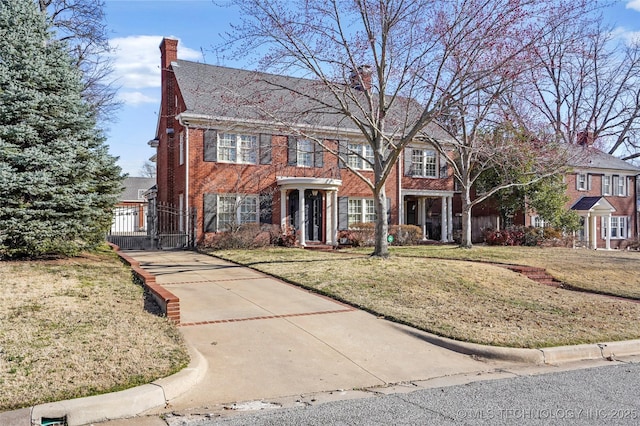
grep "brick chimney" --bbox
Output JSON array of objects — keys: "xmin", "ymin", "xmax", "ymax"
[
  {"xmin": 350, "ymin": 65, "xmax": 372, "ymax": 91},
  {"xmin": 577, "ymin": 131, "xmax": 595, "ymax": 146},
  {"xmin": 160, "ymin": 37, "xmax": 178, "ymax": 70}
]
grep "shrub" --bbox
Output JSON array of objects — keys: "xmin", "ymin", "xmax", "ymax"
[
  {"xmin": 201, "ymin": 223, "xmax": 284, "ymax": 250},
  {"xmin": 389, "ymin": 224, "xmax": 422, "ymax": 246}
]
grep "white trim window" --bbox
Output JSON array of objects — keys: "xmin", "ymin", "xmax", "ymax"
[
  {"xmin": 297, "ymin": 139, "xmax": 315, "ymax": 167},
  {"xmin": 602, "ymin": 175, "xmax": 611, "ymax": 196},
  {"xmin": 576, "ymin": 173, "xmax": 587, "ymax": 191},
  {"xmin": 411, "ymin": 149, "xmax": 437, "ymax": 178},
  {"xmin": 347, "ymin": 143, "xmax": 374, "ymax": 170},
  {"xmin": 218, "ymin": 195, "xmax": 259, "ymax": 230},
  {"xmin": 218, "ymin": 133, "xmax": 257, "ymax": 164},
  {"xmin": 532, "ymin": 216, "xmax": 545, "ymax": 228},
  {"xmin": 612, "ymin": 175, "xmax": 627, "ymax": 197},
  {"xmin": 348, "ymin": 199, "xmax": 375, "ymax": 226},
  {"xmin": 602, "ymin": 216, "xmax": 628, "ymax": 239}
]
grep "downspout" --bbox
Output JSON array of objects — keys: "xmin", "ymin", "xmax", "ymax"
[{"xmin": 185, "ymin": 126, "xmax": 190, "ymax": 243}]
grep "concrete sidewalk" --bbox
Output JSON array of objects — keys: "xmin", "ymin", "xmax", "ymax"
[{"xmin": 7, "ymin": 249, "xmax": 640, "ymax": 426}]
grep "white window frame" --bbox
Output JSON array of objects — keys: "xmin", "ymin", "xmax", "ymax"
[
  {"xmin": 348, "ymin": 198, "xmax": 376, "ymax": 226},
  {"xmin": 613, "ymin": 175, "xmax": 627, "ymax": 197},
  {"xmin": 217, "ymin": 133, "xmax": 257, "ymax": 164},
  {"xmin": 217, "ymin": 194, "xmax": 259, "ymax": 231},
  {"xmin": 602, "ymin": 216, "xmax": 627, "ymax": 239},
  {"xmin": 296, "ymin": 139, "xmax": 314, "ymax": 167},
  {"xmin": 602, "ymin": 175, "xmax": 611, "ymax": 196},
  {"xmin": 347, "ymin": 143, "xmax": 374, "ymax": 170},
  {"xmin": 576, "ymin": 173, "xmax": 587, "ymax": 191},
  {"xmin": 532, "ymin": 216, "xmax": 545, "ymax": 228},
  {"xmin": 411, "ymin": 149, "xmax": 437, "ymax": 178}
]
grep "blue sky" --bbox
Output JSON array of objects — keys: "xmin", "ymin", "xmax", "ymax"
[{"xmin": 102, "ymin": 0, "xmax": 640, "ymax": 176}]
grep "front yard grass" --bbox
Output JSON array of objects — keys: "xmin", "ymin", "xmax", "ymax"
[
  {"xmin": 0, "ymin": 247, "xmax": 189, "ymax": 412},
  {"xmin": 210, "ymin": 247, "xmax": 640, "ymax": 349}
]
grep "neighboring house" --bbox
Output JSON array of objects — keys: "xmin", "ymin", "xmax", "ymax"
[
  {"xmin": 151, "ymin": 37, "xmax": 456, "ymax": 246},
  {"xmin": 524, "ymin": 142, "xmax": 640, "ymax": 249},
  {"xmin": 111, "ymin": 177, "xmax": 156, "ymax": 234}
]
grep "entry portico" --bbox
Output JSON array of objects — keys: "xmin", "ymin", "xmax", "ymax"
[
  {"xmin": 277, "ymin": 177, "xmax": 342, "ymax": 247},
  {"xmin": 402, "ymin": 190, "xmax": 455, "ymax": 242},
  {"xmin": 571, "ymin": 196, "xmax": 615, "ymax": 250}
]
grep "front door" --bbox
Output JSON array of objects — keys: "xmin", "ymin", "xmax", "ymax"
[
  {"xmin": 406, "ymin": 200, "xmax": 418, "ymax": 226},
  {"xmin": 305, "ymin": 190, "xmax": 323, "ymax": 242}
]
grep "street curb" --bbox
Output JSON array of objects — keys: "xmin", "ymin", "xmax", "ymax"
[
  {"xmin": 28, "ymin": 343, "xmax": 207, "ymax": 426},
  {"xmin": 420, "ymin": 332, "xmax": 640, "ymax": 364}
]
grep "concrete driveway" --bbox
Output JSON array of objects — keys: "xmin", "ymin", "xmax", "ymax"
[{"xmin": 126, "ymin": 250, "xmax": 510, "ymax": 412}]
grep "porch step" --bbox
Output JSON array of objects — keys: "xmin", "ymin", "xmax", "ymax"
[{"xmin": 500, "ymin": 264, "xmax": 563, "ymax": 287}]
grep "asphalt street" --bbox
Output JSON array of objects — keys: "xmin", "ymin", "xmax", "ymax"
[{"xmin": 162, "ymin": 359, "xmax": 640, "ymax": 426}]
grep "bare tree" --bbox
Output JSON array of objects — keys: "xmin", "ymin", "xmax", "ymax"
[
  {"xmin": 139, "ymin": 161, "xmax": 157, "ymax": 179},
  {"xmin": 37, "ymin": 0, "xmax": 120, "ymax": 122},
  {"xmin": 525, "ymin": 15, "xmax": 640, "ymax": 160},
  {"xmin": 222, "ymin": 0, "xmax": 592, "ymax": 253}
]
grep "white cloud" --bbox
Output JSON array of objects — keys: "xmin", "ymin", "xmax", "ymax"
[
  {"xmin": 117, "ymin": 91, "xmax": 158, "ymax": 105},
  {"xmin": 108, "ymin": 35, "xmax": 202, "ymax": 90},
  {"xmin": 611, "ymin": 26, "xmax": 640, "ymax": 46},
  {"xmin": 626, "ymin": 0, "xmax": 640, "ymax": 12}
]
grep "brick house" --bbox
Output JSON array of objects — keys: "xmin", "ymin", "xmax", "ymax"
[
  {"xmin": 111, "ymin": 177, "xmax": 155, "ymax": 234},
  {"xmin": 151, "ymin": 37, "xmax": 456, "ymax": 246},
  {"xmin": 519, "ymin": 144, "xmax": 640, "ymax": 249}
]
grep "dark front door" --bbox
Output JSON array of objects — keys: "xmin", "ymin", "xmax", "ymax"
[
  {"xmin": 406, "ymin": 200, "xmax": 418, "ymax": 226},
  {"xmin": 305, "ymin": 190, "xmax": 323, "ymax": 241}
]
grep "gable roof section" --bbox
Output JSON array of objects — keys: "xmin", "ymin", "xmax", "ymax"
[
  {"xmin": 120, "ymin": 177, "xmax": 156, "ymax": 202},
  {"xmin": 172, "ymin": 60, "xmax": 448, "ymax": 140},
  {"xmin": 568, "ymin": 146, "xmax": 640, "ymax": 174},
  {"xmin": 570, "ymin": 196, "xmax": 615, "ymax": 213}
]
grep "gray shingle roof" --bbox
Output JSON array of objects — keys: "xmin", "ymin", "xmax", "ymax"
[
  {"xmin": 173, "ymin": 60, "xmax": 448, "ymax": 139},
  {"xmin": 568, "ymin": 145, "xmax": 640, "ymax": 173},
  {"xmin": 120, "ymin": 177, "xmax": 155, "ymax": 202}
]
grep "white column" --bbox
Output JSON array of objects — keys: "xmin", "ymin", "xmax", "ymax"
[
  {"xmin": 583, "ymin": 213, "xmax": 590, "ymax": 247},
  {"xmin": 298, "ymin": 188, "xmax": 306, "ymax": 246},
  {"xmin": 440, "ymin": 196, "xmax": 447, "ymax": 242},
  {"xmin": 332, "ymin": 190, "xmax": 338, "ymax": 245},
  {"xmin": 325, "ymin": 191, "xmax": 332, "ymax": 244},
  {"xmin": 447, "ymin": 196, "xmax": 453, "ymax": 242},
  {"xmin": 606, "ymin": 214, "xmax": 611, "ymax": 250},
  {"xmin": 590, "ymin": 214, "xmax": 597, "ymax": 249},
  {"xmin": 422, "ymin": 198, "xmax": 428, "ymax": 240},
  {"xmin": 280, "ymin": 188, "xmax": 287, "ymax": 231}
]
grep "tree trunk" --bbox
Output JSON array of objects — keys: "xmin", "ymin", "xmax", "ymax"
[
  {"xmin": 460, "ymin": 189, "xmax": 473, "ymax": 249},
  {"xmin": 372, "ymin": 186, "xmax": 389, "ymax": 257}
]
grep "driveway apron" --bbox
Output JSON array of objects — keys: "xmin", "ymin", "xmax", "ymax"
[{"xmin": 126, "ymin": 250, "xmax": 502, "ymax": 410}]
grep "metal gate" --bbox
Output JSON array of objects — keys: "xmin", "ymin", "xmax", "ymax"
[{"xmin": 107, "ymin": 202, "xmax": 196, "ymax": 250}]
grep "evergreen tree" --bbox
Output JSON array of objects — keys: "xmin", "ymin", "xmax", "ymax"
[{"xmin": 0, "ymin": 0, "xmax": 123, "ymax": 258}]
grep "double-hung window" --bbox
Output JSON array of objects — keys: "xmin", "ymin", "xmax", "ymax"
[
  {"xmin": 411, "ymin": 149, "xmax": 437, "ymax": 178},
  {"xmin": 602, "ymin": 175, "xmax": 611, "ymax": 195},
  {"xmin": 576, "ymin": 173, "xmax": 587, "ymax": 191},
  {"xmin": 216, "ymin": 195, "xmax": 259, "ymax": 231},
  {"xmin": 603, "ymin": 216, "xmax": 627, "ymax": 239},
  {"xmin": 347, "ymin": 143, "xmax": 374, "ymax": 170},
  {"xmin": 218, "ymin": 133, "xmax": 257, "ymax": 164},
  {"xmin": 612, "ymin": 175, "xmax": 627, "ymax": 196},
  {"xmin": 297, "ymin": 139, "xmax": 314, "ymax": 167},
  {"xmin": 348, "ymin": 199, "xmax": 375, "ymax": 226}
]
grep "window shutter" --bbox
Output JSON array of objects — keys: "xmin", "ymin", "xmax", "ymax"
[
  {"xmin": 624, "ymin": 176, "xmax": 628, "ymax": 197},
  {"xmin": 338, "ymin": 140, "xmax": 347, "ymax": 168},
  {"xmin": 287, "ymin": 136, "xmax": 297, "ymax": 166},
  {"xmin": 626, "ymin": 216, "xmax": 630, "ymax": 239},
  {"xmin": 439, "ymin": 154, "xmax": 449, "ymax": 178},
  {"xmin": 612, "ymin": 175, "xmax": 619, "ymax": 196},
  {"xmin": 338, "ymin": 196, "xmax": 349, "ymax": 229},
  {"xmin": 314, "ymin": 141, "xmax": 324, "ymax": 168},
  {"xmin": 203, "ymin": 129, "xmax": 217, "ymax": 162},
  {"xmin": 203, "ymin": 193, "xmax": 218, "ymax": 233},
  {"xmin": 587, "ymin": 174, "xmax": 592, "ymax": 191},
  {"xmin": 259, "ymin": 193, "xmax": 272, "ymax": 224},
  {"xmin": 386, "ymin": 197, "xmax": 392, "ymax": 225},
  {"xmin": 259, "ymin": 134, "xmax": 272, "ymax": 165},
  {"xmin": 575, "ymin": 173, "xmax": 580, "ymax": 190},
  {"xmin": 404, "ymin": 147, "xmax": 413, "ymax": 176},
  {"xmin": 601, "ymin": 176, "xmax": 606, "ymax": 195}
]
